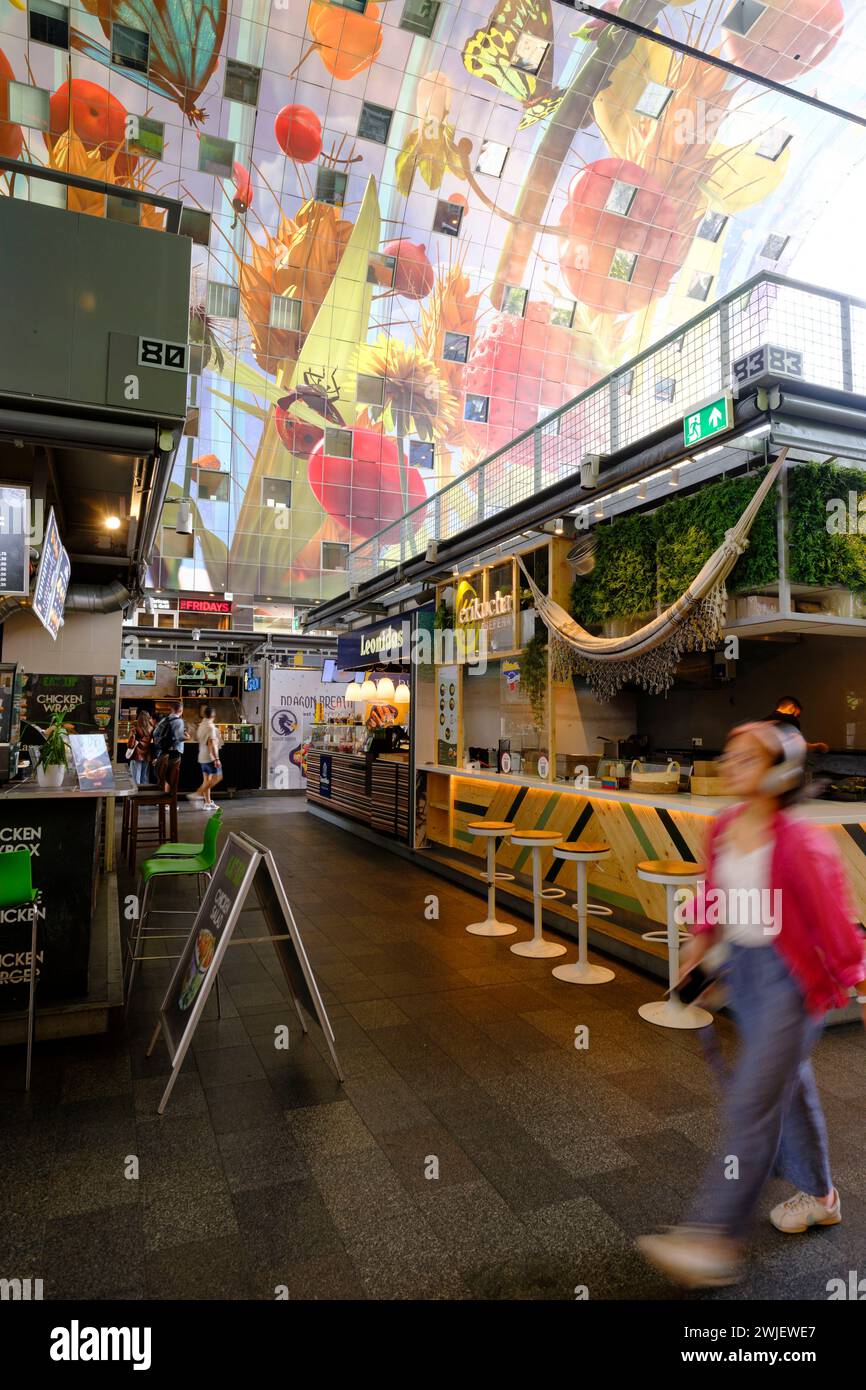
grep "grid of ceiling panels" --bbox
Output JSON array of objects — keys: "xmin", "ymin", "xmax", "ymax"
[{"xmin": 1, "ymin": 0, "xmax": 864, "ymax": 605}]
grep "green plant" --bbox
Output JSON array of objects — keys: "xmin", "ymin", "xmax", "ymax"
[
  {"xmin": 570, "ymin": 466, "xmax": 778, "ymax": 626},
  {"xmin": 433, "ymin": 600, "xmax": 452, "ymax": 630},
  {"xmin": 788, "ymin": 461, "xmax": 866, "ymax": 593},
  {"xmin": 40, "ymin": 712, "xmax": 69, "ymax": 769},
  {"xmin": 519, "ymin": 633, "xmax": 548, "ymax": 732}
]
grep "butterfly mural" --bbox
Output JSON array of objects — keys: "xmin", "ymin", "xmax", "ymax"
[
  {"xmin": 70, "ymin": 0, "xmax": 228, "ymax": 125},
  {"xmin": 462, "ymin": 0, "xmax": 565, "ymax": 130}
]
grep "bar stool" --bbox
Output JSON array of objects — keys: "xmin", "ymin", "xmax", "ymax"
[
  {"xmin": 509, "ymin": 830, "xmax": 567, "ymax": 959},
  {"xmin": 551, "ymin": 842, "xmax": 615, "ymax": 985},
  {"xmin": 636, "ymin": 859, "xmax": 711, "ymax": 1029},
  {"xmin": 466, "ymin": 820, "xmax": 518, "ymax": 937}
]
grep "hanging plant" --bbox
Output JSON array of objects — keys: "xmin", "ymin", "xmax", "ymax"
[
  {"xmin": 520, "ymin": 634, "xmax": 548, "ymax": 733},
  {"xmin": 433, "ymin": 600, "xmax": 452, "ymax": 631}
]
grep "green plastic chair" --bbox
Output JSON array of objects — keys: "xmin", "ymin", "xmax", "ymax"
[
  {"xmin": 152, "ymin": 807, "xmax": 222, "ymax": 858},
  {"xmin": 0, "ymin": 849, "xmax": 39, "ymax": 1090},
  {"xmin": 124, "ymin": 809, "xmax": 223, "ymax": 1013}
]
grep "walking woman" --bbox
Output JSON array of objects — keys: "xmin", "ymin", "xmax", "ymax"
[
  {"xmin": 125, "ymin": 712, "xmax": 154, "ymax": 787},
  {"xmin": 638, "ymin": 720, "xmax": 866, "ymax": 1288},
  {"xmin": 188, "ymin": 705, "xmax": 222, "ymax": 810}
]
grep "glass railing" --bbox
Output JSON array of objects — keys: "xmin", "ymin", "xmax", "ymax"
[{"xmin": 346, "ymin": 273, "xmax": 866, "ymax": 588}]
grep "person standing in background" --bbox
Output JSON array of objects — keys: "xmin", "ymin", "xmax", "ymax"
[
  {"xmin": 126, "ymin": 712, "xmax": 153, "ymax": 786},
  {"xmin": 768, "ymin": 695, "xmax": 829, "ymax": 755},
  {"xmin": 637, "ymin": 719, "xmax": 866, "ymax": 1288},
  {"xmin": 188, "ymin": 704, "xmax": 222, "ymax": 810}
]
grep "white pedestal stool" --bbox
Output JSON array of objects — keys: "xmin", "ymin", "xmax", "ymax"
[
  {"xmin": 637, "ymin": 859, "xmax": 712, "ymax": 1029},
  {"xmin": 551, "ymin": 842, "xmax": 616, "ymax": 985},
  {"xmin": 509, "ymin": 830, "xmax": 568, "ymax": 959},
  {"xmin": 466, "ymin": 820, "xmax": 518, "ymax": 937}
]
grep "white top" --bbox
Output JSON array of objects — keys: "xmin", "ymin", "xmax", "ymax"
[
  {"xmin": 197, "ymin": 718, "xmax": 220, "ymax": 765},
  {"xmin": 713, "ymin": 834, "xmax": 776, "ymax": 947}
]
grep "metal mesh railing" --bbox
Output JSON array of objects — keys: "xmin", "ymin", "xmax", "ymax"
[{"xmin": 348, "ymin": 274, "xmax": 866, "ymax": 586}]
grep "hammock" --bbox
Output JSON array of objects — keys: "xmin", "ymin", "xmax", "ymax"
[{"xmin": 518, "ymin": 451, "xmax": 786, "ymax": 702}]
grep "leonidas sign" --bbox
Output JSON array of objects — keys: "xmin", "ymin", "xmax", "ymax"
[{"xmin": 337, "ymin": 617, "xmax": 410, "ymax": 670}]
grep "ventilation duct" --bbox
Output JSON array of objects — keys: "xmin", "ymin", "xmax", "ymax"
[{"xmin": 0, "ymin": 580, "xmax": 130, "ymax": 625}]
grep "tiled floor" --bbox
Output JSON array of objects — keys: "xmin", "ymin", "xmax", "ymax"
[{"xmin": 2, "ymin": 798, "xmax": 865, "ymax": 1300}]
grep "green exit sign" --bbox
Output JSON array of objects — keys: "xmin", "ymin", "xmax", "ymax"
[{"xmin": 683, "ymin": 393, "xmax": 733, "ymax": 448}]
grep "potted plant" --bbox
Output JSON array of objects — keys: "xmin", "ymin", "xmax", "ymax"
[
  {"xmin": 519, "ymin": 633, "xmax": 548, "ymax": 736},
  {"xmin": 36, "ymin": 712, "xmax": 69, "ymax": 788},
  {"xmin": 519, "ymin": 587, "xmax": 538, "ymax": 645}
]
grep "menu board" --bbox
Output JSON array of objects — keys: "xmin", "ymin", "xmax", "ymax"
[
  {"xmin": 69, "ymin": 733, "xmax": 115, "ymax": 791},
  {"xmin": 32, "ymin": 508, "xmax": 70, "ymax": 640},
  {"xmin": 436, "ymin": 664, "xmax": 459, "ymax": 767},
  {"xmin": 20, "ymin": 673, "xmax": 117, "ymax": 747},
  {"xmin": 0, "ymin": 485, "xmax": 29, "ymax": 596}
]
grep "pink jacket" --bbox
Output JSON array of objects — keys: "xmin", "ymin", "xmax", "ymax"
[{"xmin": 690, "ymin": 805, "xmax": 866, "ymax": 1016}]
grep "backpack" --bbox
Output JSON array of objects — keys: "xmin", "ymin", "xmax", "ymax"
[{"xmin": 151, "ymin": 716, "xmax": 176, "ymax": 759}]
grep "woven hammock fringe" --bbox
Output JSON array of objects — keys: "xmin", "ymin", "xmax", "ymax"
[{"xmin": 551, "ymin": 586, "xmax": 728, "ymax": 701}]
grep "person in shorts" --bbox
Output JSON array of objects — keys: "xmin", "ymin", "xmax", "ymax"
[{"xmin": 188, "ymin": 705, "xmax": 222, "ymax": 810}]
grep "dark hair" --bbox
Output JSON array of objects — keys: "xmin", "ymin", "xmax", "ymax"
[
  {"xmin": 774, "ymin": 695, "xmax": 802, "ymax": 715},
  {"xmin": 169, "ymin": 700, "xmax": 183, "ymax": 713},
  {"xmin": 202, "ymin": 705, "xmax": 215, "ymax": 718}
]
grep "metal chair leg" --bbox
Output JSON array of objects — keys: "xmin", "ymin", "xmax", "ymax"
[
  {"xmin": 124, "ymin": 877, "xmax": 153, "ymax": 1016},
  {"xmin": 25, "ymin": 907, "xmax": 37, "ymax": 1092}
]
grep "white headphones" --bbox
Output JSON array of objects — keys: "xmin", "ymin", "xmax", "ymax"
[{"xmin": 730, "ymin": 720, "xmax": 807, "ymax": 797}]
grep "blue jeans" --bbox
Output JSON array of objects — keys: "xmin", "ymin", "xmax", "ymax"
[
  {"xmin": 686, "ymin": 943, "xmax": 832, "ymax": 1240},
  {"xmin": 129, "ymin": 758, "xmax": 151, "ymax": 786}
]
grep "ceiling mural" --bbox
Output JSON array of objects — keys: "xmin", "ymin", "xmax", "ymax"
[{"xmin": 0, "ymin": 0, "xmax": 862, "ymax": 604}]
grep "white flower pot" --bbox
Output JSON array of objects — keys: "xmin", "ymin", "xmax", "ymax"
[
  {"xmin": 520, "ymin": 608, "xmax": 537, "ymax": 644},
  {"xmin": 36, "ymin": 763, "xmax": 65, "ymax": 788}
]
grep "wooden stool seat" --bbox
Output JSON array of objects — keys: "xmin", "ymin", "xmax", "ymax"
[
  {"xmin": 467, "ymin": 820, "xmax": 515, "ymax": 836},
  {"xmin": 637, "ymin": 859, "xmax": 705, "ymax": 882},
  {"xmin": 510, "ymin": 833, "xmax": 567, "ymax": 960},
  {"xmin": 553, "ymin": 841, "xmax": 610, "ymax": 861},
  {"xmin": 511, "ymin": 829, "xmax": 563, "ymax": 846}
]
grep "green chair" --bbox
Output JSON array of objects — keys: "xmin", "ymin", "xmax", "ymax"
[
  {"xmin": 151, "ymin": 808, "xmax": 222, "ymax": 858},
  {"xmin": 124, "ymin": 810, "xmax": 222, "ymax": 1015},
  {"xmin": 0, "ymin": 849, "xmax": 39, "ymax": 1089}
]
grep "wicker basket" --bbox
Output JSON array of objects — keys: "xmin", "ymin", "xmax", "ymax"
[{"xmin": 629, "ymin": 759, "xmax": 680, "ymax": 794}]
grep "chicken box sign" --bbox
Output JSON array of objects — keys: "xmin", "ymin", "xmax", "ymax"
[{"xmin": 267, "ymin": 668, "xmax": 352, "ymax": 789}]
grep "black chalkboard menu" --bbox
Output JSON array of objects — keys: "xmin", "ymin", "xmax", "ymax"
[
  {"xmin": 0, "ymin": 486, "xmax": 28, "ymax": 597},
  {"xmin": 20, "ymin": 674, "xmax": 117, "ymax": 748}
]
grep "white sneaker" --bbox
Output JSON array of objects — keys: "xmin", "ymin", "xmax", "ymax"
[
  {"xmin": 770, "ymin": 1188, "xmax": 841, "ymax": 1234},
  {"xmin": 636, "ymin": 1227, "xmax": 742, "ymax": 1288}
]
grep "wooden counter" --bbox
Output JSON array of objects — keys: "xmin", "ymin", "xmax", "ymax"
[
  {"xmin": 307, "ymin": 751, "xmax": 409, "ymax": 842},
  {"xmin": 419, "ymin": 765, "xmax": 866, "ymax": 961}
]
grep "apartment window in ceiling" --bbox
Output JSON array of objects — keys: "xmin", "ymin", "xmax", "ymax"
[
  {"xmin": 198, "ymin": 134, "xmax": 235, "ymax": 178},
  {"xmin": 322, "ymin": 542, "xmax": 349, "ymax": 571},
  {"xmin": 316, "ymin": 167, "xmax": 347, "ymax": 205},
  {"xmin": 476, "ymin": 141, "xmax": 508, "ymax": 178},
  {"xmin": 604, "ymin": 179, "xmax": 638, "ymax": 216},
  {"xmin": 332, "ymin": 0, "xmax": 367, "ymax": 10},
  {"xmin": 8, "ymin": 82, "xmax": 49, "ymax": 131},
  {"xmin": 28, "ymin": 0, "xmax": 69, "ymax": 50},
  {"xmin": 688, "ymin": 271, "xmax": 714, "ymax": 302},
  {"xmin": 180, "ymin": 207, "xmax": 211, "ymax": 247},
  {"xmin": 196, "ymin": 470, "xmax": 230, "ymax": 503},
  {"xmin": 270, "ymin": 295, "xmax": 302, "ymax": 332},
  {"xmin": 263, "ymin": 478, "xmax": 292, "ymax": 510},
  {"xmin": 410, "ymin": 440, "xmax": 434, "ymax": 470},
  {"xmin": 111, "ymin": 21, "xmax": 149, "ymax": 74},
  {"xmin": 224, "ymin": 59, "xmax": 261, "ymax": 107},
  {"xmin": 761, "ymin": 232, "xmax": 789, "ymax": 260},
  {"xmin": 126, "ymin": 114, "xmax": 164, "ymax": 161},
  {"xmin": 358, "ymin": 101, "xmax": 392, "ymax": 144},
  {"xmin": 356, "ymin": 373, "xmax": 385, "ymax": 407},
  {"xmin": 433, "ymin": 199, "xmax": 463, "ymax": 237},
  {"xmin": 655, "ymin": 377, "xmax": 677, "ymax": 403},
  {"xmin": 550, "ymin": 297, "xmax": 576, "ymax": 328},
  {"xmin": 206, "ymin": 281, "xmax": 239, "ymax": 319},
  {"xmin": 635, "ymin": 82, "xmax": 673, "ymax": 119},
  {"xmin": 367, "ymin": 251, "xmax": 396, "ymax": 287},
  {"xmin": 399, "ymin": 0, "xmax": 439, "ymax": 39},
  {"xmin": 502, "ymin": 285, "xmax": 528, "ymax": 317},
  {"xmin": 722, "ymin": 1, "xmax": 767, "ymax": 39},
  {"xmin": 756, "ymin": 128, "xmax": 792, "ymax": 161},
  {"xmin": 697, "ymin": 210, "xmax": 727, "ymax": 242},
  {"xmin": 511, "ymin": 33, "xmax": 549, "ymax": 76},
  {"xmin": 442, "ymin": 331, "xmax": 470, "ymax": 363},
  {"xmin": 609, "ymin": 249, "xmax": 637, "ymax": 282},
  {"xmin": 464, "ymin": 394, "xmax": 489, "ymax": 424},
  {"xmin": 325, "ymin": 427, "xmax": 352, "ymax": 459}
]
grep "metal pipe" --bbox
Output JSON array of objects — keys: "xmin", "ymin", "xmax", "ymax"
[
  {"xmin": 774, "ymin": 393, "xmax": 866, "ymax": 431},
  {"xmin": 63, "ymin": 581, "xmax": 130, "ymax": 614}
]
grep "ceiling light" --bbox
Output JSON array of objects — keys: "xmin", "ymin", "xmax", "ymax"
[
  {"xmin": 104, "ymin": 515, "xmax": 121, "ymax": 531},
  {"xmin": 345, "ymin": 681, "xmax": 362, "ymax": 701},
  {"xmin": 394, "ymin": 681, "xmax": 410, "ymax": 704},
  {"xmin": 360, "ymin": 677, "xmax": 377, "ymax": 700},
  {"xmin": 376, "ymin": 675, "xmax": 395, "ymax": 699},
  {"xmin": 669, "ymin": 468, "xmax": 680, "ymax": 487}
]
